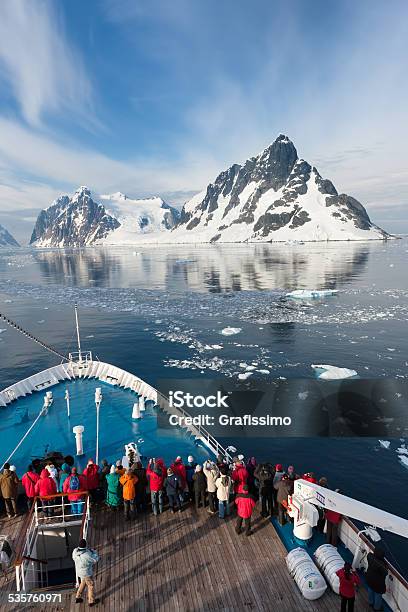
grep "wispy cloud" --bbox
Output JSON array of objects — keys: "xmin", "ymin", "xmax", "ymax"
[{"xmin": 0, "ymin": 1, "xmax": 93, "ymax": 126}]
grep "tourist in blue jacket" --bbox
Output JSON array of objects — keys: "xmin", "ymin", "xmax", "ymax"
[{"xmin": 164, "ymin": 468, "xmax": 182, "ymax": 513}]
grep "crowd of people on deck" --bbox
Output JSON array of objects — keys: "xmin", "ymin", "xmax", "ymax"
[{"xmin": 0, "ymin": 454, "xmax": 389, "ymax": 611}]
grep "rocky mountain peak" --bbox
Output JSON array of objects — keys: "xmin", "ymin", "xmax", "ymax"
[
  {"xmin": 174, "ymin": 134, "xmax": 389, "ymax": 243},
  {"xmin": 0, "ymin": 224, "xmax": 20, "ymax": 247}
]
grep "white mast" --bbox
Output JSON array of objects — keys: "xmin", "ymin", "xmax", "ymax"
[{"xmin": 74, "ymin": 304, "xmax": 82, "ymax": 363}]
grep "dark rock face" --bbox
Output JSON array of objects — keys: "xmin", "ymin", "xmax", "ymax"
[
  {"xmin": 0, "ymin": 224, "xmax": 19, "ymax": 247},
  {"xmin": 176, "ymin": 134, "xmax": 389, "ymax": 241},
  {"xmin": 30, "ymin": 187, "xmax": 120, "ymax": 247}
]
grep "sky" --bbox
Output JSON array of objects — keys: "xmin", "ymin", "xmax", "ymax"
[{"xmin": 0, "ymin": 0, "xmax": 407, "ymax": 243}]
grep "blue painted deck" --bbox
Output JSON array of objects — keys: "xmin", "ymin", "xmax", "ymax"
[{"xmin": 0, "ymin": 379, "xmax": 210, "ymax": 472}]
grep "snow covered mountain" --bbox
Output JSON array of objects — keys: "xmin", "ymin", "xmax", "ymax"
[
  {"xmin": 30, "ymin": 187, "xmax": 120, "ymax": 247},
  {"xmin": 99, "ymin": 192, "xmax": 179, "ymax": 244},
  {"xmin": 0, "ymin": 224, "xmax": 19, "ymax": 247},
  {"xmin": 30, "ymin": 187, "xmax": 179, "ymax": 247},
  {"xmin": 173, "ymin": 135, "xmax": 389, "ymax": 243}
]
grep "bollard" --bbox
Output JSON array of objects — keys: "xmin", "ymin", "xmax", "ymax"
[
  {"xmin": 139, "ymin": 396, "xmax": 145, "ymax": 411},
  {"xmin": 73, "ymin": 425, "xmax": 85, "ymax": 456}
]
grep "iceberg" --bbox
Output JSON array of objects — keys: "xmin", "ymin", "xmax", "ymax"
[
  {"xmin": 221, "ymin": 327, "xmax": 242, "ymax": 336},
  {"xmin": 286, "ymin": 289, "xmax": 339, "ymax": 299},
  {"xmin": 311, "ymin": 364, "xmax": 358, "ymax": 380}
]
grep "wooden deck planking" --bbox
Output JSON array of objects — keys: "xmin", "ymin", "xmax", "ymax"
[{"xmin": 0, "ymin": 505, "xmax": 375, "ymax": 612}]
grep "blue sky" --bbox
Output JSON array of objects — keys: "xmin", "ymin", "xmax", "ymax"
[{"xmin": 0, "ymin": 0, "xmax": 407, "ymax": 242}]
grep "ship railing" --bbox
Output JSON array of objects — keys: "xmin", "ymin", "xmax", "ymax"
[
  {"xmin": 14, "ymin": 492, "xmax": 90, "ymax": 592},
  {"xmin": 341, "ymin": 517, "xmax": 408, "ymax": 612},
  {"xmin": 156, "ymin": 390, "xmax": 233, "ymax": 462}
]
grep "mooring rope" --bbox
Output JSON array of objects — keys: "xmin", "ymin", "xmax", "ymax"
[
  {"xmin": 0, "ymin": 406, "xmax": 46, "ymax": 470},
  {"xmin": 0, "ymin": 312, "xmax": 68, "ymax": 362}
]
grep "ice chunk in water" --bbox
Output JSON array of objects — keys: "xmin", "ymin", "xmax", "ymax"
[
  {"xmin": 398, "ymin": 455, "xmax": 408, "ymax": 468},
  {"xmin": 221, "ymin": 327, "xmax": 242, "ymax": 336},
  {"xmin": 286, "ymin": 289, "xmax": 339, "ymax": 299},
  {"xmin": 312, "ymin": 364, "xmax": 358, "ymax": 380},
  {"xmin": 238, "ymin": 372, "xmax": 253, "ymax": 380},
  {"xmin": 378, "ymin": 440, "xmax": 391, "ymax": 449}
]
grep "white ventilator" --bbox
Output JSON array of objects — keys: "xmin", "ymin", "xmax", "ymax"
[
  {"xmin": 286, "ymin": 548, "xmax": 327, "ymax": 600},
  {"xmin": 42, "ymin": 393, "xmax": 52, "ymax": 415},
  {"xmin": 314, "ymin": 544, "xmax": 344, "ymax": 594},
  {"xmin": 73, "ymin": 425, "xmax": 85, "ymax": 456},
  {"xmin": 65, "ymin": 389, "xmax": 70, "ymax": 417},
  {"xmin": 132, "ymin": 400, "xmax": 141, "ymax": 420}
]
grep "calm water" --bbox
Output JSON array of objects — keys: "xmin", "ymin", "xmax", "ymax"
[{"xmin": 0, "ymin": 240, "xmax": 407, "ymax": 574}]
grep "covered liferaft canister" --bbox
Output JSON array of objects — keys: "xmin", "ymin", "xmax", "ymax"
[
  {"xmin": 286, "ymin": 547, "xmax": 327, "ymax": 600},
  {"xmin": 314, "ymin": 544, "xmax": 344, "ymax": 594}
]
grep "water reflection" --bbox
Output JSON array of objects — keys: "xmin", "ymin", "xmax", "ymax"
[{"xmin": 31, "ymin": 242, "xmax": 373, "ymax": 293}]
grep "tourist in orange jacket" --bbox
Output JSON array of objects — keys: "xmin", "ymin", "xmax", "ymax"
[{"xmin": 120, "ymin": 469, "xmax": 138, "ymax": 520}]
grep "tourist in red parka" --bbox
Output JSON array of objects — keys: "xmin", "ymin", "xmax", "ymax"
[
  {"xmin": 336, "ymin": 561, "xmax": 360, "ymax": 611},
  {"xmin": 147, "ymin": 458, "xmax": 165, "ymax": 516},
  {"xmin": 231, "ymin": 461, "xmax": 248, "ymax": 494},
  {"xmin": 35, "ymin": 468, "xmax": 57, "ymax": 517},
  {"xmin": 63, "ymin": 467, "xmax": 87, "ymax": 516},
  {"xmin": 83, "ymin": 459, "xmax": 100, "ymax": 503},
  {"xmin": 22, "ymin": 464, "xmax": 40, "ymax": 510},
  {"xmin": 235, "ymin": 485, "xmax": 256, "ymax": 536}
]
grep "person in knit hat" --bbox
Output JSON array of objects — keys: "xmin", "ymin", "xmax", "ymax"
[{"xmin": 0, "ymin": 464, "xmax": 19, "ymax": 517}]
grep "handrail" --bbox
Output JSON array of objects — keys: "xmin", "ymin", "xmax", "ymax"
[
  {"xmin": 22, "ymin": 555, "xmax": 48, "ymax": 565},
  {"xmin": 343, "ymin": 516, "xmax": 408, "ymax": 590},
  {"xmin": 35, "ymin": 491, "xmax": 89, "ymax": 500},
  {"xmin": 14, "ymin": 492, "xmax": 90, "ymax": 567}
]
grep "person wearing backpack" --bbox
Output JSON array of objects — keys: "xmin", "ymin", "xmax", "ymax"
[
  {"xmin": 22, "ymin": 465, "xmax": 40, "ymax": 510},
  {"xmin": 72, "ymin": 538, "xmax": 100, "ymax": 606},
  {"xmin": 63, "ymin": 467, "xmax": 87, "ymax": 515}
]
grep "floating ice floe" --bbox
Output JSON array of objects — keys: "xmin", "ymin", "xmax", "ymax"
[
  {"xmin": 226, "ymin": 445, "xmax": 237, "ymax": 453},
  {"xmin": 238, "ymin": 372, "xmax": 253, "ymax": 380},
  {"xmin": 221, "ymin": 327, "xmax": 242, "ymax": 336},
  {"xmin": 378, "ymin": 440, "xmax": 391, "ymax": 449},
  {"xmin": 286, "ymin": 289, "xmax": 339, "ymax": 299},
  {"xmin": 298, "ymin": 392, "xmax": 309, "ymax": 400},
  {"xmin": 396, "ymin": 445, "xmax": 408, "ymax": 455},
  {"xmin": 0, "ymin": 329, "xmax": 7, "ymax": 334},
  {"xmin": 311, "ymin": 365, "xmax": 358, "ymax": 380},
  {"xmin": 398, "ymin": 455, "xmax": 408, "ymax": 468},
  {"xmin": 256, "ymin": 369, "xmax": 270, "ymax": 374}
]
